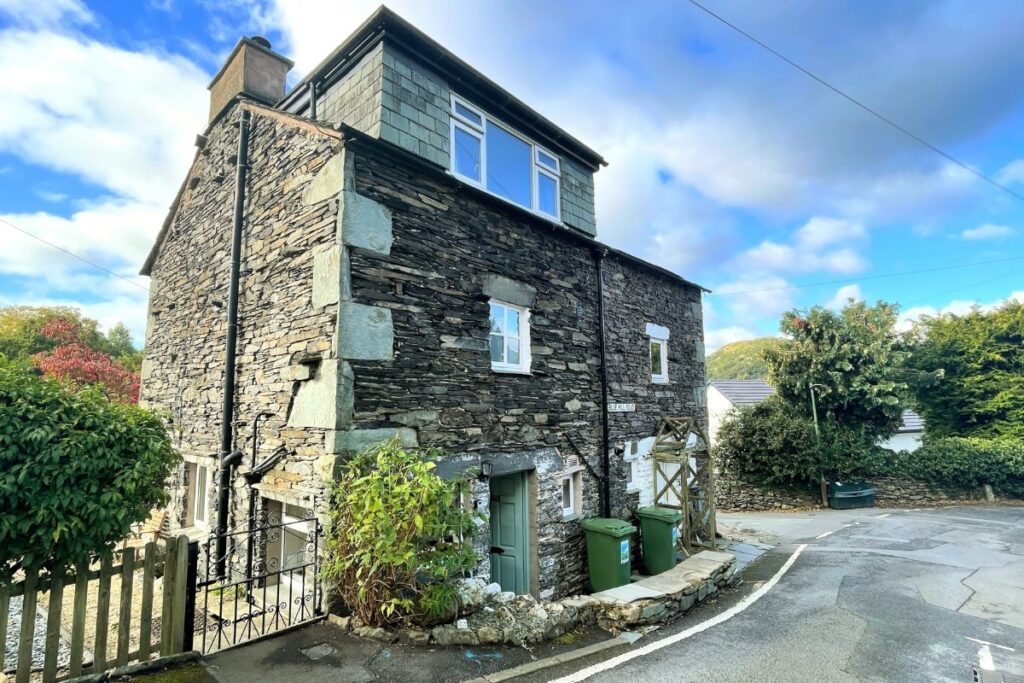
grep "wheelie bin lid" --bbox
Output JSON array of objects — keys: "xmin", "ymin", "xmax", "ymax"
[
  {"xmin": 581, "ymin": 518, "xmax": 636, "ymax": 537},
  {"xmin": 636, "ymin": 506, "xmax": 683, "ymax": 523}
]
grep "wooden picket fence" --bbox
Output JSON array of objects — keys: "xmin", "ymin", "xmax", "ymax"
[{"xmin": 0, "ymin": 536, "xmax": 194, "ymax": 683}]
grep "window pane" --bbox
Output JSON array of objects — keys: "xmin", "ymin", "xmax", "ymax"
[
  {"xmin": 454, "ymin": 126, "xmax": 481, "ymax": 181},
  {"xmin": 538, "ymin": 172, "xmax": 558, "ymax": 217},
  {"xmin": 489, "ymin": 302, "xmax": 506, "ymax": 335},
  {"xmin": 282, "ymin": 527, "xmax": 308, "ymax": 570},
  {"xmin": 489, "ymin": 334, "xmax": 504, "ymax": 363},
  {"xmin": 507, "ymin": 337, "xmax": 520, "ymax": 366},
  {"xmin": 195, "ymin": 466, "xmax": 207, "ymax": 523},
  {"xmin": 486, "ymin": 124, "xmax": 532, "ymax": 207},
  {"xmin": 537, "ymin": 149, "xmax": 558, "ymax": 171},
  {"xmin": 505, "ymin": 307, "xmax": 520, "ymax": 336},
  {"xmin": 561, "ymin": 478, "xmax": 571, "ymax": 509},
  {"xmin": 454, "ymin": 101, "xmax": 482, "ymax": 127},
  {"xmin": 651, "ymin": 340, "xmax": 663, "ymax": 376}
]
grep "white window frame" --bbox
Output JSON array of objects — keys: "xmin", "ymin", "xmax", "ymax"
[
  {"xmin": 623, "ymin": 441, "xmax": 641, "ymax": 494},
  {"xmin": 191, "ymin": 463, "xmax": 211, "ymax": 529},
  {"xmin": 560, "ymin": 471, "xmax": 582, "ymax": 518},
  {"xmin": 489, "ymin": 299, "xmax": 532, "ymax": 374},
  {"xmin": 450, "ymin": 94, "xmax": 561, "ymax": 222},
  {"xmin": 647, "ymin": 323, "xmax": 670, "ymax": 384}
]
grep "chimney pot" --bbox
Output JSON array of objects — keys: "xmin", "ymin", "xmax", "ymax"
[{"xmin": 208, "ymin": 36, "xmax": 293, "ymax": 123}]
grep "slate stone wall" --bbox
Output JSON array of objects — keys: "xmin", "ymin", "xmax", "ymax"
[
  {"xmin": 379, "ymin": 45, "xmax": 450, "ymax": 168},
  {"xmin": 343, "ymin": 138, "xmax": 704, "ymax": 596},
  {"xmin": 141, "ymin": 105, "xmax": 340, "ymax": 530},
  {"xmin": 317, "ymin": 43, "xmax": 384, "ymax": 137},
  {"xmin": 560, "ymin": 158, "xmax": 597, "ymax": 236}
]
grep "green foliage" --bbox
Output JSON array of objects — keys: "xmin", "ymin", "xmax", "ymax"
[
  {"xmin": 706, "ymin": 337, "xmax": 787, "ymax": 379},
  {"xmin": 714, "ymin": 396, "xmax": 886, "ymax": 487},
  {"xmin": 0, "ymin": 361, "xmax": 178, "ymax": 579},
  {"xmin": 887, "ymin": 437, "xmax": 1024, "ymax": 498},
  {"xmin": 765, "ymin": 301, "xmax": 908, "ymax": 438},
  {"xmin": 905, "ymin": 301, "xmax": 1024, "ymax": 439},
  {"xmin": 321, "ymin": 440, "xmax": 478, "ymax": 627}
]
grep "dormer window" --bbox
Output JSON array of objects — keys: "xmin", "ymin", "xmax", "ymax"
[{"xmin": 450, "ymin": 95, "xmax": 561, "ymax": 221}]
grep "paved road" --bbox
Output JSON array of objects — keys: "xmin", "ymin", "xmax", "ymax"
[{"xmin": 531, "ymin": 506, "xmax": 1024, "ymax": 683}]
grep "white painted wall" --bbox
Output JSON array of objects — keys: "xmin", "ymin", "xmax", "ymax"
[
  {"xmin": 624, "ymin": 436, "xmax": 656, "ymax": 507},
  {"xmin": 881, "ymin": 431, "xmax": 923, "ymax": 452},
  {"xmin": 706, "ymin": 385, "xmax": 736, "ymax": 447}
]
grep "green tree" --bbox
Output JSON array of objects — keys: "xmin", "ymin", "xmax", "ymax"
[
  {"xmin": 0, "ymin": 306, "xmax": 140, "ymax": 363},
  {"xmin": 765, "ymin": 301, "xmax": 908, "ymax": 438},
  {"xmin": 0, "ymin": 360, "xmax": 177, "ymax": 578},
  {"xmin": 706, "ymin": 337, "xmax": 787, "ymax": 379},
  {"xmin": 906, "ymin": 301, "xmax": 1024, "ymax": 438}
]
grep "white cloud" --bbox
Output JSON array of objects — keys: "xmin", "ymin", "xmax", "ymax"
[
  {"xmin": 0, "ymin": 0, "xmax": 92, "ymax": 28},
  {"xmin": 996, "ymin": 158, "xmax": 1024, "ymax": 186},
  {"xmin": 825, "ymin": 284, "xmax": 864, "ymax": 310},
  {"xmin": 961, "ymin": 223, "xmax": 1014, "ymax": 240},
  {"xmin": 0, "ymin": 30, "xmax": 207, "ymax": 204},
  {"xmin": 897, "ymin": 289, "xmax": 1024, "ymax": 331},
  {"xmin": 713, "ymin": 275, "xmax": 796, "ymax": 323},
  {"xmin": 795, "ymin": 217, "xmax": 866, "ymax": 250}
]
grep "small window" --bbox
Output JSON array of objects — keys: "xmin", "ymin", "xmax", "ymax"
[
  {"xmin": 190, "ymin": 463, "xmax": 211, "ymax": 528},
  {"xmin": 489, "ymin": 300, "xmax": 531, "ymax": 373},
  {"xmin": 560, "ymin": 471, "xmax": 581, "ymax": 517},
  {"xmin": 453, "ymin": 126, "xmax": 482, "ymax": 183},
  {"xmin": 647, "ymin": 323, "xmax": 670, "ymax": 384}
]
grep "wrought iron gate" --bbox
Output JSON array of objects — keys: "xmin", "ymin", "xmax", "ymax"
[{"xmin": 189, "ymin": 507, "xmax": 324, "ymax": 653}]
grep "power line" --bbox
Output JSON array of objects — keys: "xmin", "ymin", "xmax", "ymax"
[
  {"xmin": 0, "ymin": 217, "xmax": 150, "ymax": 293},
  {"xmin": 686, "ymin": 0, "xmax": 1024, "ymax": 205},
  {"xmin": 710, "ymin": 253, "xmax": 1024, "ymax": 296}
]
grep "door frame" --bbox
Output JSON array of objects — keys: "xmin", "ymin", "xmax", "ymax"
[{"xmin": 488, "ymin": 470, "xmax": 537, "ymax": 596}]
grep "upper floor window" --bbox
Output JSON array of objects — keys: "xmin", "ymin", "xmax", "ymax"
[
  {"xmin": 450, "ymin": 95, "xmax": 561, "ymax": 221},
  {"xmin": 489, "ymin": 299, "xmax": 531, "ymax": 373},
  {"xmin": 647, "ymin": 323, "xmax": 670, "ymax": 384}
]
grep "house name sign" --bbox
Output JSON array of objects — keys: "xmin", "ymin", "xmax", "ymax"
[{"xmin": 608, "ymin": 403, "xmax": 636, "ymax": 413}]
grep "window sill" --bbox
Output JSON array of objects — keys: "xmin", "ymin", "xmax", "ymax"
[
  {"xmin": 492, "ymin": 366, "xmax": 532, "ymax": 376},
  {"xmin": 626, "ymin": 485, "xmax": 641, "ymax": 495},
  {"xmin": 651, "ymin": 378, "xmax": 671, "ymax": 385},
  {"xmin": 562, "ymin": 512, "xmax": 584, "ymax": 522}
]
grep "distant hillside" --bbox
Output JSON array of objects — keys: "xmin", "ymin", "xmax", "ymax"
[{"xmin": 706, "ymin": 337, "xmax": 787, "ymax": 380}]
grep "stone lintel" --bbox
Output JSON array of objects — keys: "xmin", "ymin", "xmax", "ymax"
[
  {"xmin": 481, "ymin": 274, "xmax": 536, "ymax": 309},
  {"xmin": 326, "ymin": 427, "xmax": 418, "ymax": 454}
]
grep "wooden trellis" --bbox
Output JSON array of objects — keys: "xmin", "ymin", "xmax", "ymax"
[{"xmin": 652, "ymin": 416, "xmax": 717, "ymax": 554}]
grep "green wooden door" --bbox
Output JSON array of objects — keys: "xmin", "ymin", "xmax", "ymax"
[{"xmin": 489, "ymin": 472, "xmax": 529, "ymax": 594}]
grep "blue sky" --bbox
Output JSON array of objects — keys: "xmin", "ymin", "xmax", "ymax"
[{"xmin": 2, "ymin": 0, "xmax": 1023, "ymax": 350}]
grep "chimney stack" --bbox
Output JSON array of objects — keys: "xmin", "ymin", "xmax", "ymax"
[{"xmin": 208, "ymin": 36, "xmax": 293, "ymax": 123}]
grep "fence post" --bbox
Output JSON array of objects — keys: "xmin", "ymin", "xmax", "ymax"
[{"xmin": 182, "ymin": 541, "xmax": 199, "ymax": 652}]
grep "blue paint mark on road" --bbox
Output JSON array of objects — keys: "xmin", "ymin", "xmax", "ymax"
[{"xmin": 464, "ymin": 650, "xmax": 504, "ymax": 667}]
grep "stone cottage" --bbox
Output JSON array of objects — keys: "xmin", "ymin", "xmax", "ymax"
[{"xmin": 139, "ymin": 7, "xmax": 708, "ymax": 600}]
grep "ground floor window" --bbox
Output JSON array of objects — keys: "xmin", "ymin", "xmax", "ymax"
[
  {"xmin": 560, "ymin": 471, "xmax": 582, "ymax": 517},
  {"xmin": 187, "ymin": 462, "xmax": 212, "ymax": 529}
]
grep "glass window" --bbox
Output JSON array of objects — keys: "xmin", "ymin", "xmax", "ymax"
[
  {"xmin": 561, "ymin": 477, "xmax": 573, "ymax": 515},
  {"xmin": 537, "ymin": 172, "xmax": 558, "ymax": 217},
  {"xmin": 450, "ymin": 95, "xmax": 562, "ymax": 219},
  {"xmin": 486, "ymin": 123, "xmax": 532, "ymax": 207},
  {"xmin": 489, "ymin": 300, "xmax": 530, "ymax": 373},
  {"xmin": 193, "ymin": 464, "xmax": 209, "ymax": 527},
  {"xmin": 453, "ymin": 125, "xmax": 482, "ymax": 182},
  {"xmin": 560, "ymin": 472, "xmax": 581, "ymax": 516},
  {"xmin": 650, "ymin": 334, "xmax": 669, "ymax": 384}
]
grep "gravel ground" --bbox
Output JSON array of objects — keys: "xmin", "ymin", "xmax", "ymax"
[{"xmin": 3, "ymin": 595, "xmax": 71, "ymax": 674}]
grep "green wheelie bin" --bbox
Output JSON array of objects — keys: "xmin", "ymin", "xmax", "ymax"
[
  {"xmin": 636, "ymin": 506, "xmax": 683, "ymax": 575},
  {"xmin": 581, "ymin": 518, "xmax": 636, "ymax": 591}
]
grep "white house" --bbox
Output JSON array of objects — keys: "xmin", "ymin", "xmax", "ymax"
[{"xmin": 706, "ymin": 379, "xmax": 923, "ymax": 451}]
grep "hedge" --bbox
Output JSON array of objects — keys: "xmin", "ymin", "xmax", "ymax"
[{"xmin": 887, "ymin": 437, "xmax": 1024, "ymax": 498}]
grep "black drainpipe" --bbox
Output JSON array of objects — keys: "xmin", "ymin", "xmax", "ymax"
[
  {"xmin": 592, "ymin": 247, "xmax": 612, "ymax": 518},
  {"xmin": 308, "ymin": 81, "xmax": 318, "ymax": 120},
  {"xmin": 215, "ymin": 108, "xmax": 251, "ymax": 578}
]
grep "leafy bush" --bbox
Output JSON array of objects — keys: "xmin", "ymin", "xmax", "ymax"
[
  {"xmin": 715, "ymin": 396, "xmax": 886, "ymax": 487},
  {"xmin": 0, "ymin": 362, "xmax": 178, "ymax": 579},
  {"xmin": 888, "ymin": 437, "xmax": 1024, "ymax": 497},
  {"xmin": 321, "ymin": 440, "xmax": 477, "ymax": 627}
]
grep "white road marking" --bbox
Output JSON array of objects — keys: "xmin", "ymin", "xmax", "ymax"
[
  {"xmin": 873, "ymin": 513, "xmax": 891, "ymax": 519},
  {"xmin": 967, "ymin": 636, "xmax": 1016, "ymax": 652},
  {"xmin": 978, "ymin": 644, "xmax": 995, "ymax": 671},
  {"xmin": 815, "ymin": 531, "xmax": 833, "ymax": 539},
  {"xmin": 546, "ymin": 544, "xmax": 809, "ymax": 683}
]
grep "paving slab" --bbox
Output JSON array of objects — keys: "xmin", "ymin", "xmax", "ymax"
[{"xmin": 591, "ymin": 583, "xmax": 664, "ymax": 604}]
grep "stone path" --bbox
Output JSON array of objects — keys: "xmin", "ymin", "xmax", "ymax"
[{"xmin": 3, "ymin": 596, "xmax": 71, "ymax": 675}]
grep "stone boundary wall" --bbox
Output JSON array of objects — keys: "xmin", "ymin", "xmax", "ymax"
[
  {"xmin": 716, "ymin": 470, "xmax": 992, "ymax": 511},
  {"xmin": 329, "ymin": 550, "xmax": 737, "ymax": 646}
]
